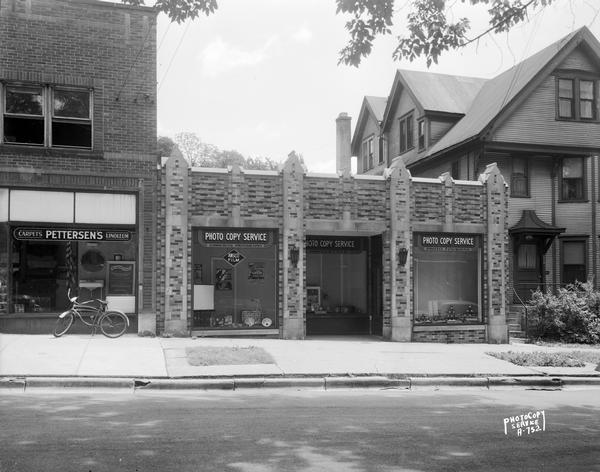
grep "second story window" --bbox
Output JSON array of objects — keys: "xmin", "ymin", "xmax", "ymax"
[
  {"xmin": 557, "ymin": 77, "xmax": 596, "ymax": 121},
  {"xmin": 560, "ymin": 157, "xmax": 585, "ymax": 201},
  {"xmin": 2, "ymin": 83, "xmax": 92, "ymax": 149},
  {"xmin": 4, "ymin": 86, "xmax": 45, "ymax": 145},
  {"xmin": 362, "ymin": 136, "xmax": 374, "ymax": 170},
  {"xmin": 399, "ymin": 113, "xmax": 413, "ymax": 154},
  {"xmin": 418, "ymin": 119, "xmax": 426, "ymax": 150},
  {"xmin": 511, "ymin": 157, "xmax": 529, "ymax": 197}
]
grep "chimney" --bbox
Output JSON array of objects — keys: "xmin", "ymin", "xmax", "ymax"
[{"xmin": 336, "ymin": 112, "xmax": 352, "ymax": 174}]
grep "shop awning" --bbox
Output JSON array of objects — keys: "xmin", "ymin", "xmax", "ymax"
[{"xmin": 509, "ymin": 210, "xmax": 565, "ymax": 253}]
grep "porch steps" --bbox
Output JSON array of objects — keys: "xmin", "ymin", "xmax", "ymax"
[{"xmin": 507, "ymin": 305, "xmax": 526, "ymax": 339}]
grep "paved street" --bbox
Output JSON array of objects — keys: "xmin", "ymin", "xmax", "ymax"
[{"xmin": 1, "ymin": 389, "xmax": 598, "ymax": 472}]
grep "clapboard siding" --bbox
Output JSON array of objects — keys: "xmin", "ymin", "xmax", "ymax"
[
  {"xmin": 429, "ymin": 119, "xmax": 455, "ymax": 147},
  {"xmin": 557, "ymin": 47, "xmax": 599, "ymax": 72},
  {"xmin": 493, "ymin": 74, "xmax": 600, "ymax": 148}
]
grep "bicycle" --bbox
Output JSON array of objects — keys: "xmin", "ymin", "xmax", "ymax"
[{"xmin": 53, "ymin": 291, "xmax": 129, "ymax": 338}]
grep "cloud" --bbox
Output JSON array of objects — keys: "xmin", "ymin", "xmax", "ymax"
[
  {"xmin": 198, "ymin": 37, "xmax": 277, "ymax": 77},
  {"xmin": 292, "ymin": 26, "xmax": 312, "ymax": 43}
]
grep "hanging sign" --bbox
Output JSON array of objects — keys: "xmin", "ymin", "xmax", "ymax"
[
  {"xmin": 197, "ymin": 229, "xmax": 274, "ymax": 247},
  {"xmin": 13, "ymin": 227, "xmax": 132, "ymax": 242},
  {"xmin": 223, "ymin": 249, "xmax": 245, "ymax": 266},
  {"xmin": 107, "ymin": 262, "xmax": 135, "ymax": 296}
]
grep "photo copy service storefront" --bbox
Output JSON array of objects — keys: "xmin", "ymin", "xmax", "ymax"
[
  {"xmin": 192, "ymin": 228, "xmax": 278, "ymax": 333},
  {"xmin": 413, "ymin": 233, "xmax": 482, "ymax": 326},
  {"xmin": 0, "ymin": 189, "xmax": 138, "ymax": 333},
  {"xmin": 305, "ymin": 235, "xmax": 383, "ymax": 335}
]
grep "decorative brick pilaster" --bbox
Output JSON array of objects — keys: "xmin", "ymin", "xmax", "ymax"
[
  {"xmin": 282, "ymin": 153, "xmax": 305, "ymax": 339},
  {"xmin": 385, "ymin": 161, "xmax": 412, "ymax": 341},
  {"xmin": 163, "ymin": 152, "xmax": 190, "ymax": 334},
  {"xmin": 480, "ymin": 163, "xmax": 509, "ymax": 343}
]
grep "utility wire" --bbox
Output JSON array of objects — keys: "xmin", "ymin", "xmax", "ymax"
[{"xmin": 158, "ymin": 20, "xmax": 191, "ymax": 93}]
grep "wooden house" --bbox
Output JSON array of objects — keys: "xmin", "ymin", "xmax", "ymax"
[{"xmin": 350, "ymin": 26, "xmax": 600, "ymax": 335}]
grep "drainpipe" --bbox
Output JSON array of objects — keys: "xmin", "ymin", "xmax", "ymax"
[{"xmin": 592, "ymin": 155, "xmax": 597, "ymax": 289}]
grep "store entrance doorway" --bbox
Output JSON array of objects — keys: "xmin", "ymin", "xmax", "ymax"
[{"xmin": 305, "ymin": 235, "xmax": 382, "ymax": 336}]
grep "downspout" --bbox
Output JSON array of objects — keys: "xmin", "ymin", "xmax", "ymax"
[
  {"xmin": 551, "ymin": 158, "xmax": 558, "ymax": 289},
  {"xmin": 592, "ymin": 155, "xmax": 597, "ymax": 289}
]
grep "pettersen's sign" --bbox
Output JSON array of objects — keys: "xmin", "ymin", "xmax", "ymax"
[
  {"xmin": 13, "ymin": 228, "xmax": 132, "ymax": 242},
  {"xmin": 198, "ymin": 229, "xmax": 274, "ymax": 247},
  {"xmin": 417, "ymin": 233, "xmax": 480, "ymax": 248}
]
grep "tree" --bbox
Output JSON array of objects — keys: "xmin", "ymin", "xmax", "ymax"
[
  {"xmin": 124, "ymin": 0, "xmax": 557, "ymax": 67},
  {"xmin": 157, "ymin": 135, "xmax": 178, "ymax": 157},
  {"xmin": 167, "ymin": 131, "xmax": 282, "ymax": 169}
]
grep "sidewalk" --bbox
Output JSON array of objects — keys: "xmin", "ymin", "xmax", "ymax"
[{"xmin": 1, "ymin": 334, "xmax": 599, "ymax": 391}]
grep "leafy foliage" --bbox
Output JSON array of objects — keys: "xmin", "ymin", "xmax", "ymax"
[
  {"xmin": 527, "ymin": 281, "xmax": 600, "ymax": 344},
  {"xmin": 159, "ymin": 132, "xmax": 280, "ymax": 170},
  {"xmin": 486, "ymin": 350, "xmax": 587, "ymax": 367},
  {"xmin": 123, "ymin": 0, "xmax": 558, "ymax": 67}
]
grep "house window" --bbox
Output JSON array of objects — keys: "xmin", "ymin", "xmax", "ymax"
[
  {"xmin": 560, "ymin": 157, "xmax": 585, "ymax": 201},
  {"xmin": 362, "ymin": 136, "xmax": 374, "ymax": 170},
  {"xmin": 562, "ymin": 240, "xmax": 586, "ymax": 285},
  {"xmin": 399, "ymin": 114, "xmax": 413, "ymax": 154},
  {"xmin": 451, "ymin": 160, "xmax": 460, "ymax": 180},
  {"xmin": 378, "ymin": 136, "xmax": 385, "ymax": 164},
  {"xmin": 557, "ymin": 77, "xmax": 596, "ymax": 120},
  {"xmin": 418, "ymin": 119, "xmax": 426, "ymax": 150},
  {"xmin": 511, "ymin": 157, "xmax": 529, "ymax": 197},
  {"xmin": 2, "ymin": 84, "xmax": 92, "ymax": 149},
  {"xmin": 517, "ymin": 243, "xmax": 537, "ymax": 270}
]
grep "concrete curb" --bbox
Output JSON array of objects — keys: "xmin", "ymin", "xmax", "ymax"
[{"xmin": 1, "ymin": 375, "xmax": 600, "ymax": 392}]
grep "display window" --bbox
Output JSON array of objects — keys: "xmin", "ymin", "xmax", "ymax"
[
  {"xmin": 306, "ymin": 236, "xmax": 374, "ymax": 335},
  {"xmin": 192, "ymin": 228, "xmax": 278, "ymax": 330},
  {"xmin": 413, "ymin": 233, "xmax": 482, "ymax": 325},
  {"xmin": 10, "ymin": 226, "xmax": 136, "ymax": 313}
]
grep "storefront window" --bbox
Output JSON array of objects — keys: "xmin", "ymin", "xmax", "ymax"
[
  {"xmin": 10, "ymin": 227, "xmax": 136, "ymax": 313},
  {"xmin": 413, "ymin": 233, "xmax": 482, "ymax": 325},
  {"xmin": 192, "ymin": 228, "xmax": 278, "ymax": 329}
]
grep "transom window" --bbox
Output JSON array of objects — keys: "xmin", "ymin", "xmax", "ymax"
[
  {"xmin": 399, "ymin": 114, "xmax": 414, "ymax": 154},
  {"xmin": 2, "ymin": 84, "xmax": 92, "ymax": 148},
  {"xmin": 560, "ymin": 157, "xmax": 585, "ymax": 201},
  {"xmin": 557, "ymin": 77, "xmax": 597, "ymax": 120}
]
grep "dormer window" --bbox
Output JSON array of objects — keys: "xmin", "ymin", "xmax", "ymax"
[
  {"xmin": 362, "ymin": 136, "xmax": 374, "ymax": 170},
  {"xmin": 557, "ymin": 77, "xmax": 596, "ymax": 121},
  {"xmin": 399, "ymin": 113, "xmax": 414, "ymax": 154},
  {"xmin": 417, "ymin": 119, "xmax": 426, "ymax": 151}
]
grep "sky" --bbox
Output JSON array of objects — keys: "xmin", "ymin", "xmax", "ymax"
[{"xmin": 154, "ymin": 0, "xmax": 600, "ymax": 173}]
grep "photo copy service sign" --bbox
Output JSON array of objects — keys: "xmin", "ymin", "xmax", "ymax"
[{"xmin": 416, "ymin": 233, "xmax": 480, "ymax": 251}]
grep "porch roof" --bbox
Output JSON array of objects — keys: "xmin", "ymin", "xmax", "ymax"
[{"xmin": 509, "ymin": 210, "xmax": 565, "ymax": 236}]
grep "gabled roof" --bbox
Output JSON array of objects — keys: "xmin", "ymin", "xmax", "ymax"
[
  {"xmin": 351, "ymin": 96, "xmax": 387, "ymax": 154},
  {"xmin": 410, "ymin": 26, "xmax": 600, "ymax": 167},
  {"xmin": 400, "ymin": 70, "xmax": 487, "ymax": 114}
]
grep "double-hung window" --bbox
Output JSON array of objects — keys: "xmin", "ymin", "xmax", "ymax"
[
  {"xmin": 562, "ymin": 240, "xmax": 587, "ymax": 285},
  {"xmin": 362, "ymin": 136, "xmax": 374, "ymax": 170},
  {"xmin": 399, "ymin": 113, "xmax": 413, "ymax": 154},
  {"xmin": 557, "ymin": 77, "xmax": 597, "ymax": 120},
  {"xmin": 2, "ymin": 84, "xmax": 92, "ymax": 149},
  {"xmin": 417, "ymin": 119, "xmax": 426, "ymax": 150},
  {"xmin": 511, "ymin": 157, "xmax": 529, "ymax": 197},
  {"xmin": 560, "ymin": 157, "xmax": 585, "ymax": 201}
]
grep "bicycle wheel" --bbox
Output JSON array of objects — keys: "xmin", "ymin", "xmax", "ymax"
[
  {"xmin": 99, "ymin": 311, "xmax": 129, "ymax": 338},
  {"xmin": 53, "ymin": 311, "xmax": 74, "ymax": 337}
]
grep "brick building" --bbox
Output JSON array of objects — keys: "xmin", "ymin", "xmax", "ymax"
[
  {"xmin": 159, "ymin": 144, "xmax": 509, "ymax": 343},
  {"xmin": 0, "ymin": 0, "xmax": 157, "ymax": 332}
]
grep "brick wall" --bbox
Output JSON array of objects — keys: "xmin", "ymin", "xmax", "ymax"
[{"xmin": 158, "ymin": 156, "xmax": 508, "ymax": 342}]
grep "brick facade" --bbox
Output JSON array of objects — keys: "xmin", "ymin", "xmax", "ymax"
[
  {"xmin": 158, "ymin": 154, "xmax": 509, "ymax": 343},
  {"xmin": 0, "ymin": 0, "xmax": 157, "ymax": 332}
]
